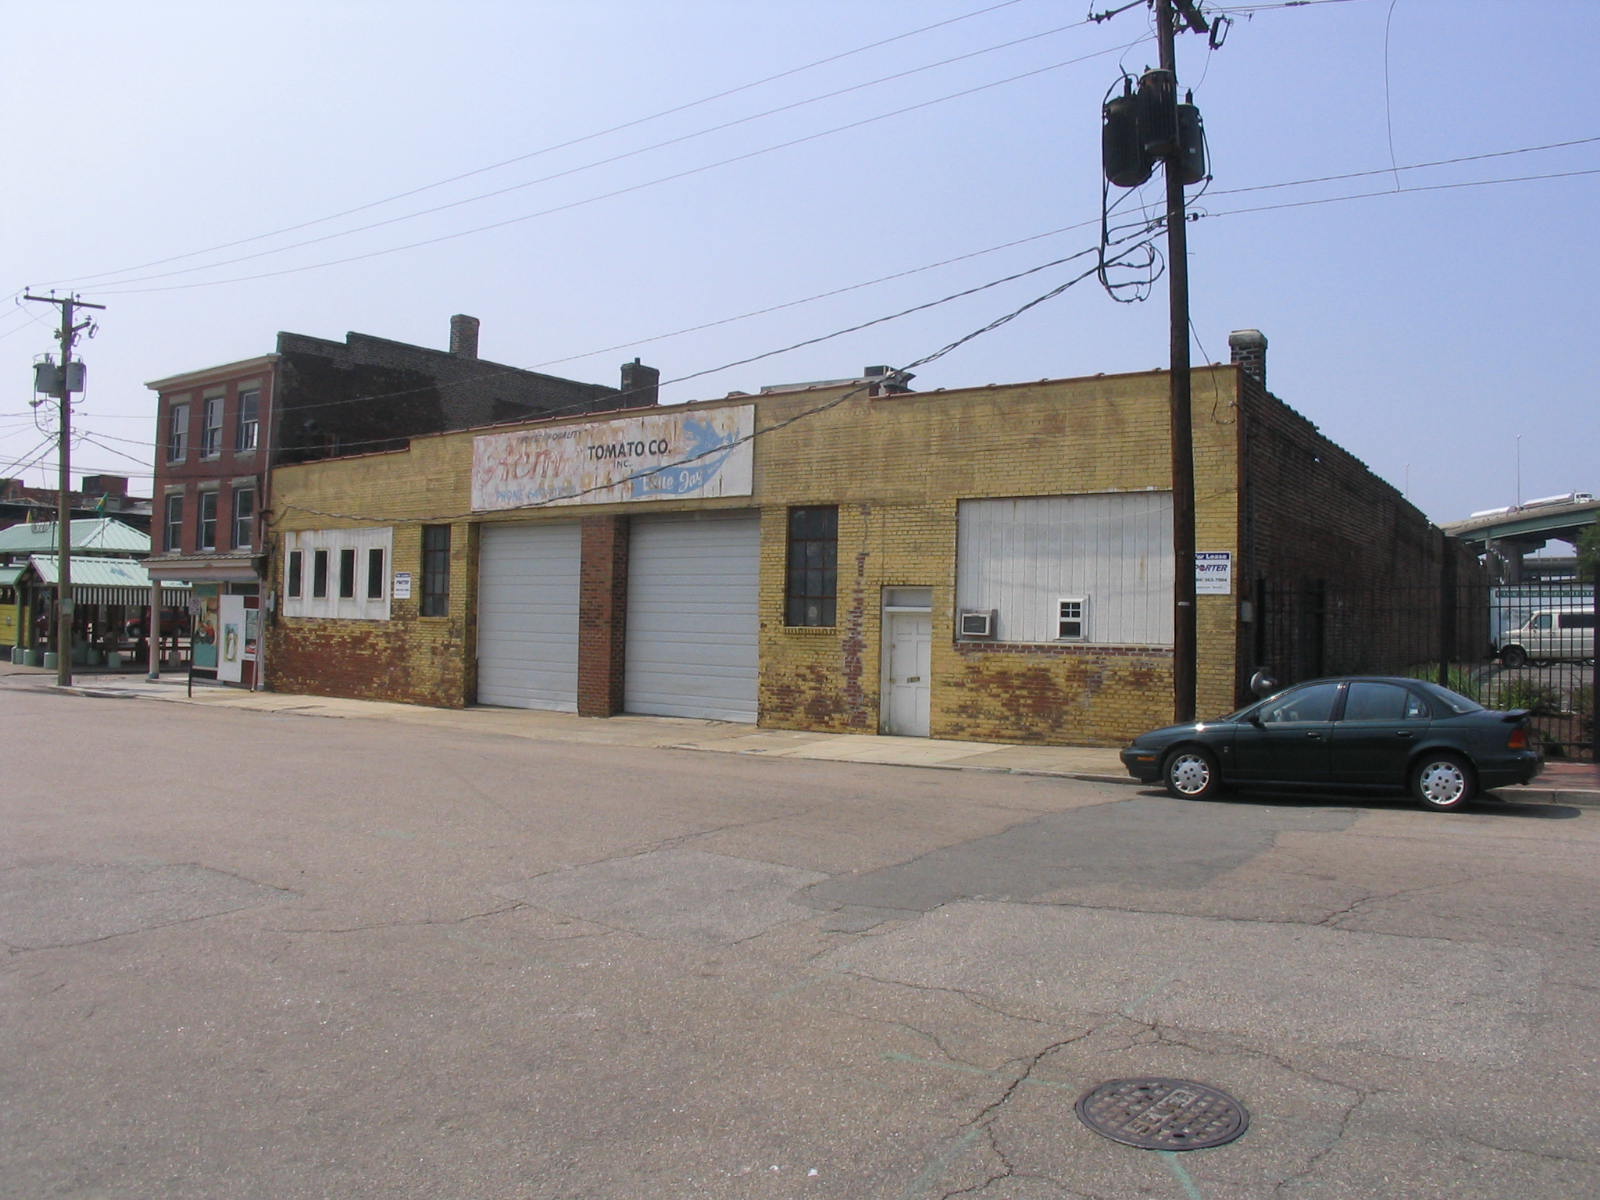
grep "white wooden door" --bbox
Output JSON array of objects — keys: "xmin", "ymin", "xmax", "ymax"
[{"xmin": 881, "ymin": 610, "xmax": 931, "ymax": 736}]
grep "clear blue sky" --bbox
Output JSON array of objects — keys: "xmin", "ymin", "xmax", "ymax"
[{"xmin": 3, "ymin": 0, "xmax": 1595, "ymax": 531}]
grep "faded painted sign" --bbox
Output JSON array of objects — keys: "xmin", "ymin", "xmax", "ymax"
[{"xmin": 471, "ymin": 406, "xmax": 754, "ymax": 511}]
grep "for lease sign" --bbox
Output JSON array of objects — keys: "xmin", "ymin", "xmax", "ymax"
[
  {"xmin": 1195, "ymin": 551, "xmax": 1232, "ymax": 595},
  {"xmin": 471, "ymin": 406, "xmax": 754, "ymax": 511}
]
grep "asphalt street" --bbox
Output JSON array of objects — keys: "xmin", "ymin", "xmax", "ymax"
[{"xmin": 2, "ymin": 680, "xmax": 1597, "ymax": 1199}]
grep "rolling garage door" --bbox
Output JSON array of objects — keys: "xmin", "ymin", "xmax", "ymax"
[
  {"xmin": 625, "ymin": 511, "xmax": 760, "ymax": 722},
  {"xmin": 477, "ymin": 523, "xmax": 581, "ymax": 711}
]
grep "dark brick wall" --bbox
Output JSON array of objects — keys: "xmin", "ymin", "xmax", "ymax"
[
  {"xmin": 271, "ymin": 331, "xmax": 623, "ymax": 468},
  {"xmin": 577, "ymin": 515, "xmax": 629, "ymax": 716},
  {"xmin": 1238, "ymin": 374, "xmax": 1484, "ymax": 685}
]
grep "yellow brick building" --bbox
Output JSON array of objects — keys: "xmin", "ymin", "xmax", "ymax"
[{"xmin": 264, "ymin": 349, "xmax": 1448, "ymax": 747}]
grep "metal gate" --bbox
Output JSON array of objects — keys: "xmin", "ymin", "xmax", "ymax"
[{"xmin": 1254, "ymin": 577, "xmax": 1595, "ymax": 761}]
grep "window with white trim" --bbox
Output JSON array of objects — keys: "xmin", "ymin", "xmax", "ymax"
[
  {"xmin": 202, "ymin": 395, "xmax": 224, "ymax": 458},
  {"xmin": 164, "ymin": 493, "xmax": 183, "ymax": 552},
  {"xmin": 1056, "ymin": 597, "xmax": 1088, "ymax": 641},
  {"xmin": 167, "ymin": 403, "xmax": 189, "ymax": 462},
  {"xmin": 231, "ymin": 485, "xmax": 255, "ymax": 549},
  {"xmin": 198, "ymin": 490, "xmax": 218, "ymax": 550},
  {"xmin": 236, "ymin": 389, "xmax": 259, "ymax": 452},
  {"xmin": 282, "ymin": 527, "xmax": 394, "ymax": 620}
]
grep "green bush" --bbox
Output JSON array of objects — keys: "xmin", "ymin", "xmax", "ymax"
[
  {"xmin": 1497, "ymin": 679, "xmax": 1564, "ymax": 716},
  {"xmin": 1404, "ymin": 664, "xmax": 1483, "ymax": 702}
]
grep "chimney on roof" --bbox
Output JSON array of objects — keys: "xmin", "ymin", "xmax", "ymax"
[
  {"xmin": 1228, "ymin": 329, "xmax": 1267, "ymax": 386},
  {"xmin": 449, "ymin": 314, "xmax": 480, "ymax": 359},
  {"xmin": 620, "ymin": 358, "xmax": 660, "ymax": 407}
]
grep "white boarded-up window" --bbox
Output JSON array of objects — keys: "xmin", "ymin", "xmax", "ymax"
[
  {"xmin": 957, "ymin": 493, "xmax": 1173, "ymax": 645},
  {"xmin": 283, "ymin": 527, "xmax": 394, "ymax": 620}
]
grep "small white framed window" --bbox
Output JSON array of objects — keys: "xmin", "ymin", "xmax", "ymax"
[{"xmin": 1056, "ymin": 597, "xmax": 1088, "ymax": 641}]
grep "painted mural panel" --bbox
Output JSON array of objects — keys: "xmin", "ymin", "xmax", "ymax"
[{"xmin": 471, "ymin": 406, "xmax": 754, "ymax": 512}]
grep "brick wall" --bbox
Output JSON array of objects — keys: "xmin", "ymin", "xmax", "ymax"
[
  {"xmin": 1237, "ymin": 374, "xmax": 1482, "ymax": 685},
  {"xmin": 269, "ymin": 362, "xmax": 1458, "ymax": 742}
]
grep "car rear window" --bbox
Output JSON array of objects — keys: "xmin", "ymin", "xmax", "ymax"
[{"xmin": 1426, "ymin": 684, "xmax": 1483, "ymax": 714}]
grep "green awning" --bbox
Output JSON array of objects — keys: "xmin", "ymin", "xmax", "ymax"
[{"xmin": 25, "ymin": 556, "xmax": 191, "ymax": 606}]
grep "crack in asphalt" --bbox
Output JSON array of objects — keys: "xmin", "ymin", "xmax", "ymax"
[
  {"xmin": 268, "ymin": 898, "xmax": 531, "ymax": 935},
  {"xmin": 1313, "ymin": 873, "xmax": 1481, "ymax": 928}
]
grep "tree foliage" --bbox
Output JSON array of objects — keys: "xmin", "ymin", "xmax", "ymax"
[{"xmin": 1580, "ymin": 522, "xmax": 1600, "ymax": 581}]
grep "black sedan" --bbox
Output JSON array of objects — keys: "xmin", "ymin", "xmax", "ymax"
[{"xmin": 1120, "ymin": 676, "xmax": 1542, "ymax": 811}]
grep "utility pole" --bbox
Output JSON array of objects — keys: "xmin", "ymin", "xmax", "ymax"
[
  {"xmin": 23, "ymin": 291, "xmax": 105, "ymax": 689},
  {"xmin": 1156, "ymin": 0, "xmax": 1207, "ymax": 722}
]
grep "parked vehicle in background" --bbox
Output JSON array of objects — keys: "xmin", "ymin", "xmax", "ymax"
[
  {"xmin": 1496, "ymin": 608, "xmax": 1595, "ymax": 668},
  {"xmin": 124, "ymin": 608, "xmax": 193, "ymax": 640},
  {"xmin": 1120, "ymin": 676, "xmax": 1542, "ymax": 811}
]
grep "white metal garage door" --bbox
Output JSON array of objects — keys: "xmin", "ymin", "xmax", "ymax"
[
  {"xmin": 625, "ymin": 511, "xmax": 760, "ymax": 722},
  {"xmin": 477, "ymin": 523, "xmax": 581, "ymax": 711}
]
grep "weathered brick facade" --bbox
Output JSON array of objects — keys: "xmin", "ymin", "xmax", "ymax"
[{"xmin": 265, "ymin": 360, "xmax": 1459, "ymax": 745}]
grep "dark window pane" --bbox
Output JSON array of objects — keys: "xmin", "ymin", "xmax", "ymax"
[
  {"xmin": 785, "ymin": 506, "xmax": 838, "ymax": 627},
  {"xmin": 367, "ymin": 548, "xmax": 384, "ymax": 599},
  {"xmin": 421, "ymin": 525, "xmax": 450, "ymax": 617},
  {"xmin": 287, "ymin": 550, "xmax": 302, "ymax": 598},
  {"xmin": 338, "ymin": 548, "xmax": 356, "ymax": 598},
  {"xmin": 312, "ymin": 549, "xmax": 329, "ymax": 599}
]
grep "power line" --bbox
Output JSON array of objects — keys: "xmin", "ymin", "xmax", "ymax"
[
  {"xmin": 274, "ymin": 225, "xmax": 1160, "ymax": 456},
  {"xmin": 1197, "ymin": 166, "xmax": 1600, "ymax": 222},
  {"xmin": 44, "ymin": 0, "xmax": 1042, "ymax": 289},
  {"xmin": 278, "ymin": 243, "xmax": 1139, "ymax": 526},
  {"xmin": 91, "ymin": 43, "xmax": 1139, "ymax": 296},
  {"xmin": 270, "ymin": 134, "xmax": 1595, "ymax": 419},
  {"xmin": 1207, "ymin": 136, "xmax": 1600, "ymax": 197},
  {"xmin": 62, "ymin": 14, "xmax": 1098, "ymax": 291}
]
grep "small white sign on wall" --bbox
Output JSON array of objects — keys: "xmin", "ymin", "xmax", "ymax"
[
  {"xmin": 1196, "ymin": 551, "xmax": 1232, "ymax": 595},
  {"xmin": 393, "ymin": 572, "xmax": 413, "ymax": 600}
]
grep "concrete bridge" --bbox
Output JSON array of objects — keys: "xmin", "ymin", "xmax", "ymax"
[{"xmin": 1441, "ymin": 491, "xmax": 1598, "ymax": 582}]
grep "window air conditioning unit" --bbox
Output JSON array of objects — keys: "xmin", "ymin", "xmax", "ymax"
[{"xmin": 959, "ymin": 609, "xmax": 997, "ymax": 639}]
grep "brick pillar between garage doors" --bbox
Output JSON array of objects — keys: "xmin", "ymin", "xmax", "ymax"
[{"xmin": 578, "ymin": 515, "xmax": 630, "ymax": 716}]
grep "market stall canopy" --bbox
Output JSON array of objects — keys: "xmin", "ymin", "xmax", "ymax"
[
  {"xmin": 24, "ymin": 555, "xmax": 190, "ymax": 606},
  {"xmin": 0, "ymin": 517, "xmax": 150, "ymax": 558}
]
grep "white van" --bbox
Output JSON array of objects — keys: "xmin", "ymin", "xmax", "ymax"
[{"xmin": 1497, "ymin": 608, "xmax": 1595, "ymax": 668}]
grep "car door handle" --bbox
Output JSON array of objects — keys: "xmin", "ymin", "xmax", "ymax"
[
  {"xmin": 1394, "ymin": 730, "xmax": 1414, "ymax": 739},
  {"xmin": 1304, "ymin": 731, "xmax": 1324, "ymax": 739}
]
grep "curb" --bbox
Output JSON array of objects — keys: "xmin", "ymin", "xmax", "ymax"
[{"xmin": 16, "ymin": 669, "xmax": 1600, "ymax": 809}]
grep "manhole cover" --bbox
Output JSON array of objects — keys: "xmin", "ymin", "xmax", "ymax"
[{"xmin": 1075, "ymin": 1077, "xmax": 1248, "ymax": 1151}]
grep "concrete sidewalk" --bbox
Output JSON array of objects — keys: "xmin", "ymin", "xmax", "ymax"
[{"xmin": 7, "ymin": 661, "xmax": 1597, "ymax": 805}]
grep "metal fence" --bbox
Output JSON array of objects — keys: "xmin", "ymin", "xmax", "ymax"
[{"xmin": 1254, "ymin": 577, "xmax": 1597, "ymax": 761}]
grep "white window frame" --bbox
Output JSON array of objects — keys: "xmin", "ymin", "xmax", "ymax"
[
  {"xmin": 167, "ymin": 402, "xmax": 189, "ymax": 463},
  {"xmin": 283, "ymin": 528, "xmax": 394, "ymax": 620},
  {"xmin": 163, "ymin": 492, "xmax": 183, "ymax": 552},
  {"xmin": 197, "ymin": 489, "xmax": 218, "ymax": 550},
  {"xmin": 202, "ymin": 394, "xmax": 224, "ymax": 458},
  {"xmin": 231, "ymin": 484, "xmax": 255, "ymax": 550},
  {"xmin": 1056, "ymin": 596, "xmax": 1088, "ymax": 641},
  {"xmin": 236, "ymin": 388, "xmax": 260, "ymax": 453}
]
